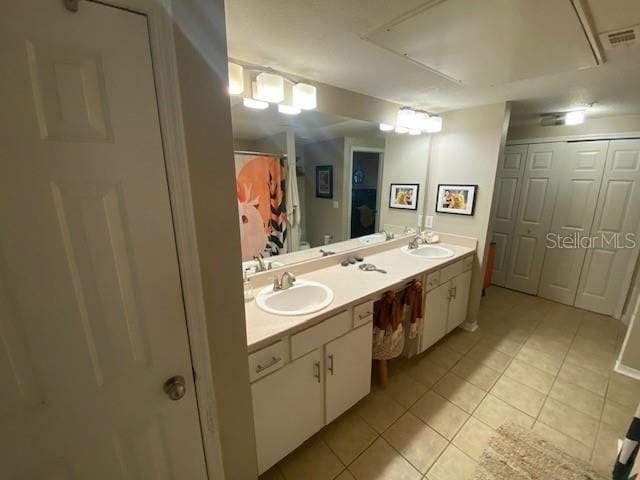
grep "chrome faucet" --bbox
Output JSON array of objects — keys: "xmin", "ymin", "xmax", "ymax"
[
  {"xmin": 253, "ymin": 254, "xmax": 270, "ymax": 272},
  {"xmin": 381, "ymin": 230, "xmax": 395, "ymax": 241},
  {"xmin": 273, "ymin": 271, "xmax": 296, "ymax": 291},
  {"xmin": 408, "ymin": 234, "xmax": 425, "ymax": 250}
]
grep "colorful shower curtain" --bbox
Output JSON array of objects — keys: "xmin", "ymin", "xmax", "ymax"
[{"xmin": 235, "ymin": 153, "xmax": 287, "ymax": 261}]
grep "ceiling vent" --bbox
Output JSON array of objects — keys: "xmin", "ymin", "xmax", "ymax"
[{"xmin": 599, "ymin": 25, "xmax": 639, "ymax": 50}]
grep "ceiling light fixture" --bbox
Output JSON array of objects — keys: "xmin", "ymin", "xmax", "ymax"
[
  {"xmin": 293, "ymin": 83, "xmax": 317, "ymax": 110},
  {"xmin": 278, "ymin": 104, "xmax": 301, "ymax": 115},
  {"xmin": 253, "ymin": 72, "xmax": 285, "ymax": 103},
  {"xmin": 243, "ymin": 97, "xmax": 269, "ymax": 110},
  {"xmin": 425, "ymin": 116, "xmax": 443, "ymax": 133},
  {"xmin": 228, "ymin": 62, "xmax": 244, "ymax": 95},
  {"xmin": 379, "ymin": 123, "xmax": 394, "ymax": 132},
  {"xmin": 565, "ymin": 110, "xmax": 585, "ymax": 126}
]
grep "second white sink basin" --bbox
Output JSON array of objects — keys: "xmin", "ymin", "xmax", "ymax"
[
  {"xmin": 358, "ymin": 233, "xmax": 386, "ymax": 245},
  {"xmin": 255, "ymin": 279, "xmax": 334, "ymax": 316},
  {"xmin": 401, "ymin": 244, "xmax": 455, "ymax": 259}
]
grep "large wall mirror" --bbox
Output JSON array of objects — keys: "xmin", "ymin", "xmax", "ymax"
[{"xmin": 230, "ymin": 97, "xmax": 427, "ymax": 274}]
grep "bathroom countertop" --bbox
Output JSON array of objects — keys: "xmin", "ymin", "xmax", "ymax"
[{"xmin": 244, "ymin": 242, "xmax": 475, "ymax": 353}]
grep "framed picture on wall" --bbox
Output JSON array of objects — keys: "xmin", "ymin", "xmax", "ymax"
[
  {"xmin": 389, "ymin": 183, "xmax": 419, "ymax": 210},
  {"xmin": 316, "ymin": 165, "xmax": 333, "ymax": 198},
  {"xmin": 436, "ymin": 184, "xmax": 478, "ymax": 216}
]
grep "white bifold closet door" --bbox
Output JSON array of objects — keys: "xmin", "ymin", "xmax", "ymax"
[
  {"xmin": 491, "ymin": 145, "xmax": 527, "ymax": 286},
  {"xmin": 538, "ymin": 141, "xmax": 609, "ymax": 305},
  {"xmin": 505, "ymin": 143, "xmax": 564, "ymax": 294},
  {"xmin": 574, "ymin": 139, "xmax": 640, "ymax": 315}
]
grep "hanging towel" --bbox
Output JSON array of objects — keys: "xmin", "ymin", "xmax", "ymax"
[
  {"xmin": 372, "ymin": 291, "xmax": 404, "ymax": 359},
  {"xmin": 285, "ymin": 159, "xmax": 300, "ymax": 228},
  {"xmin": 402, "ymin": 280, "xmax": 423, "ymax": 340},
  {"xmin": 613, "ymin": 402, "xmax": 640, "ymax": 480}
]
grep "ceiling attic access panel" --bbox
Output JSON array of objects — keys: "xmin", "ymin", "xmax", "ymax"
[{"xmin": 365, "ymin": 0, "xmax": 598, "ymax": 87}]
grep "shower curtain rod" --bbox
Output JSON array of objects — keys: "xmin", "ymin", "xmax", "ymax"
[{"xmin": 234, "ymin": 150, "xmax": 287, "ymax": 158}]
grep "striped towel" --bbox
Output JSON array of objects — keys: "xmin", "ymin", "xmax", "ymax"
[{"xmin": 614, "ymin": 403, "xmax": 640, "ymax": 480}]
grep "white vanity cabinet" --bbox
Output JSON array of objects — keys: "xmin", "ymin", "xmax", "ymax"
[
  {"xmin": 325, "ymin": 323, "xmax": 373, "ymax": 422},
  {"xmin": 251, "ymin": 348, "xmax": 324, "ymax": 474},
  {"xmin": 250, "ymin": 314, "xmax": 373, "ymax": 474},
  {"xmin": 420, "ymin": 255, "xmax": 473, "ymax": 353}
]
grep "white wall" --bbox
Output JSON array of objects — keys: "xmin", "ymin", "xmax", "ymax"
[
  {"xmin": 508, "ymin": 114, "xmax": 640, "ymax": 140},
  {"xmin": 304, "ymin": 138, "xmax": 346, "ymax": 246},
  {"xmin": 426, "ymin": 103, "xmax": 511, "ymax": 327},
  {"xmin": 172, "ymin": 1, "xmax": 257, "ymax": 477},
  {"xmin": 379, "ymin": 134, "xmax": 431, "ymax": 230}
]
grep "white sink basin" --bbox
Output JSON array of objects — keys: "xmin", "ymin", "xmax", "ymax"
[
  {"xmin": 401, "ymin": 244, "xmax": 455, "ymax": 259},
  {"xmin": 255, "ymin": 279, "xmax": 334, "ymax": 316},
  {"xmin": 358, "ymin": 233, "xmax": 386, "ymax": 245}
]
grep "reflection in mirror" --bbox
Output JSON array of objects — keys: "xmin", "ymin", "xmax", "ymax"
[{"xmin": 230, "ymin": 97, "xmax": 417, "ymax": 274}]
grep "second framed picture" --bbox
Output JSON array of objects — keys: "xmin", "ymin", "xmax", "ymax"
[
  {"xmin": 436, "ymin": 184, "xmax": 478, "ymax": 216},
  {"xmin": 389, "ymin": 183, "xmax": 419, "ymax": 210}
]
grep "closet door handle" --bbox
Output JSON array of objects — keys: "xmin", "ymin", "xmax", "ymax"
[
  {"xmin": 328, "ymin": 354, "xmax": 335, "ymax": 375},
  {"xmin": 314, "ymin": 361, "xmax": 321, "ymax": 383},
  {"xmin": 448, "ymin": 288, "xmax": 453, "ymax": 301}
]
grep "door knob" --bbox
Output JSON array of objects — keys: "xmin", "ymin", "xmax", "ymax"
[{"xmin": 163, "ymin": 375, "xmax": 186, "ymax": 400}]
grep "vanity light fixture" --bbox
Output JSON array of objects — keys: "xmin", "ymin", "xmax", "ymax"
[
  {"xmin": 293, "ymin": 83, "xmax": 317, "ymax": 110},
  {"xmin": 565, "ymin": 110, "xmax": 585, "ymax": 126},
  {"xmin": 397, "ymin": 108, "xmax": 416, "ymax": 128},
  {"xmin": 278, "ymin": 104, "xmax": 301, "ymax": 115},
  {"xmin": 425, "ymin": 115, "xmax": 443, "ymax": 133},
  {"xmin": 414, "ymin": 112, "xmax": 430, "ymax": 131},
  {"xmin": 409, "ymin": 129, "xmax": 421, "ymax": 135},
  {"xmin": 253, "ymin": 72, "xmax": 285, "ymax": 103},
  {"xmin": 228, "ymin": 62, "xmax": 245, "ymax": 95},
  {"xmin": 379, "ymin": 123, "xmax": 394, "ymax": 132},
  {"xmin": 243, "ymin": 97, "xmax": 269, "ymax": 110},
  {"xmin": 395, "ymin": 126, "xmax": 409, "ymax": 134}
]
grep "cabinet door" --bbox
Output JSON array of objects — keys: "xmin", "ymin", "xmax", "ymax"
[
  {"xmin": 251, "ymin": 349, "xmax": 324, "ymax": 474},
  {"xmin": 420, "ymin": 282, "xmax": 450, "ymax": 353},
  {"xmin": 448, "ymin": 270, "xmax": 472, "ymax": 333},
  {"xmin": 325, "ymin": 323, "xmax": 373, "ymax": 423}
]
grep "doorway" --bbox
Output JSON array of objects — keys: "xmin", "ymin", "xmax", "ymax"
[{"xmin": 350, "ymin": 151, "xmax": 382, "ymax": 238}]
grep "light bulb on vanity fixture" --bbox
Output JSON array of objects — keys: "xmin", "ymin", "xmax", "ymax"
[
  {"xmin": 243, "ymin": 97, "xmax": 269, "ymax": 110},
  {"xmin": 565, "ymin": 110, "xmax": 586, "ymax": 126},
  {"xmin": 228, "ymin": 62, "xmax": 245, "ymax": 95},
  {"xmin": 278, "ymin": 104, "xmax": 301, "ymax": 115},
  {"xmin": 395, "ymin": 126, "xmax": 409, "ymax": 134},
  {"xmin": 253, "ymin": 72, "xmax": 285, "ymax": 103},
  {"xmin": 425, "ymin": 115, "xmax": 443, "ymax": 133},
  {"xmin": 292, "ymin": 83, "xmax": 317, "ymax": 110},
  {"xmin": 379, "ymin": 123, "xmax": 394, "ymax": 132}
]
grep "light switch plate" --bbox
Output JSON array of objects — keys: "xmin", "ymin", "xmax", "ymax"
[
  {"xmin": 425, "ymin": 216, "xmax": 434, "ymax": 228},
  {"xmin": 332, "ymin": 201, "xmax": 339, "ymax": 209}
]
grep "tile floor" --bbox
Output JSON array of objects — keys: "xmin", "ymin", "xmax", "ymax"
[{"xmin": 260, "ymin": 286, "xmax": 640, "ymax": 480}]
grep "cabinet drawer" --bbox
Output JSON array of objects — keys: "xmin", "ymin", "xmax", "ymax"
[
  {"xmin": 248, "ymin": 340, "xmax": 287, "ymax": 382},
  {"xmin": 353, "ymin": 300, "xmax": 374, "ymax": 327},
  {"xmin": 291, "ymin": 310, "xmax": 351, "ymax": 359},
  {"xmin": 440, "ymin": 260, "xmax": 463, "ymax": 283},
  {"xmin": 463, "ymin": 255, "xmax": 474, "ymax": 272},
  {"xmin": 425, "ymin": 270, "xmax": 440, "ymax": 291}
]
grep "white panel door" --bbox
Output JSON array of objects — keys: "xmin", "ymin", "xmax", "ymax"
[
  {"xmin": 251, "ymin": 349, "xmax": 324, "ymax": 474},
  {"xmin": 506, "ymin": 143, "xmax": 564, "ymax": 294},
  {"xmin": 491, "ymin": 145, "xmax": 528, "ymax": 286},
  {"xmin": 447, "ymin": 271, "xmax": 472, "ymax": 333},
  {"xmin": 539, "ymin": 141, "xmax": 608, "ymax": 305},
  {"xmin": 420, "ymin": 282, "xmax": 450, "ymax": 353},
  {"xmin": 325, "ymin": 323, "xmax": 373, "ymax": 423},
  {"xmin": 575, "ymin": 139, "xmax": 640, "ymax": 315},
  {"xmin": 0, "ymin": 2, "xmax": 207, "ymax": 479}
]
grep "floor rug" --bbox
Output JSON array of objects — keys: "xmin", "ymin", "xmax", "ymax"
[{"xmin": 473, "ymin": 423, "xmax": 608, "ymax": 480}]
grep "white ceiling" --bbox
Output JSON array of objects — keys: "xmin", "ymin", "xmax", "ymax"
[
  {"xmin": 225, "ymin": 0, "xmax": 640, "ymax": 125},
  {"xmin": 230, "ymin": 97, "xmax": 382, "ymax": 142}
]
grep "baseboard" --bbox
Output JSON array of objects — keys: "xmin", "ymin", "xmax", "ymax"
[
  {"xmin": 614, "ymin": 361, "xmax": 640, "ymax": 381},
  {"xmin": 460, "ymin": 321, "xmax": 479, "ymax": 332}
]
